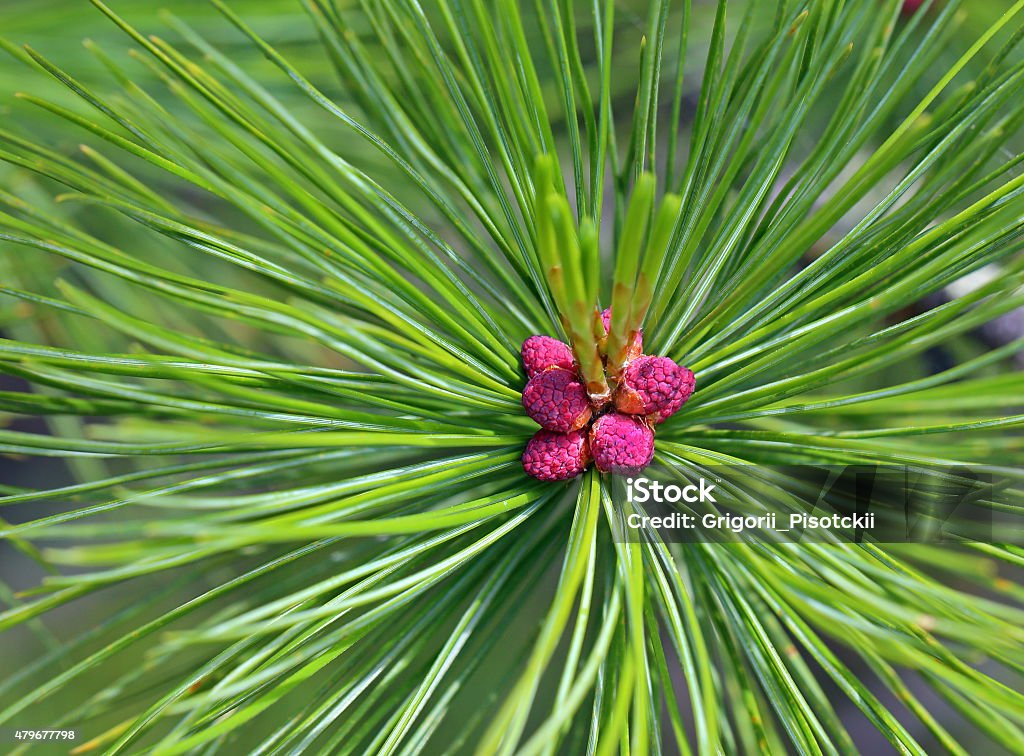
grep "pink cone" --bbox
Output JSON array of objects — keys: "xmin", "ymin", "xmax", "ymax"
[
  {"xmin": 589, "ymin": 412, "xmax": 655, "ymax": 474},
  {"xmin": 522, "ymin": 428, "xmax": 591, "ymax": 481},
  {"xmin": 614, "ymin": 356, "xmax": 695, "ymax": 423},
  {"xmin": 522, "ymin": 367, "xmax": 593, "ymax": 432},
  {"xmin": 521, "ymin": 335, "xmax": 576, "ymax": 378}
]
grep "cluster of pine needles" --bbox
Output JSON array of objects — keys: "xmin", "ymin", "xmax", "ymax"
[{"xmin": 0, "ymin": 0, "xmax": 1022, "ymax": 753}]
